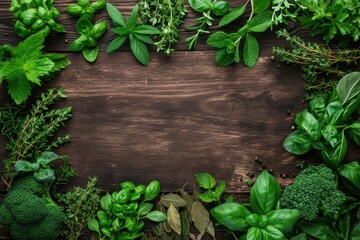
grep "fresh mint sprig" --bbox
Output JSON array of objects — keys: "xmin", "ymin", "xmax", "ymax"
[{"xmin": 106, "ymin": 3, "xmax": 160, "ymax": 66}]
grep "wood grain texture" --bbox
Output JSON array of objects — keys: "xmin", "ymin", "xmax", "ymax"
[{"xmin": 0, "ymin": 0, "xmax": 359, "ymax": 239}]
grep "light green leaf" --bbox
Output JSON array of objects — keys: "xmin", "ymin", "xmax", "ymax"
[
  {"xmin": 283, "ymin": 130, "xmax": 312, "ymax": 155},
  {"xmin": 145, "ymin": 210, "xmax": 167, "ymax": 222},
  {"xmin": 247, "ymin": 11, "xmax": 272, "ymax": 32},
  {"xmin": 243, "ymin": 34, "xmax": 259, "ymax": 67},
  {"xmin": 130, "ymin": 34, "xmax": 150, "ymax": 66},
  {"xmin": 195, "ymin": 172, "xmax": 216, "ymax": 189},
  {"xmin": 106, "ymin": 3, "xmax": 125, "ymax": 27},
  {"xmin": 336, "ymin": 72, "xmax": 360, "ymax": 105},
  {"xmin": 210, "ymin": 202, "xmax": 251, "ymax": 231},
  {"xmin": 14, "ymin": 160, "xmax": 39, "ymax": 172},
  {"xmin": 266, "ymin": 209, "xmax": 301, "ymax": 233},
  {"xmin": 7, "ymin": 75, "xmax": 32, "ymax": 104},
  {"xmin": 144, "ymin": 180, "xmax": 161, "ymax": 201}
]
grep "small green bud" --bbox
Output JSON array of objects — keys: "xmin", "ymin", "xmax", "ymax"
[
  {"xmin": 67, "ymin": 4, "xmax": 83, "ymax": 16},
  {"xmin": 20, "ymin": 9, "xmax": 39, "ymax": 26}
]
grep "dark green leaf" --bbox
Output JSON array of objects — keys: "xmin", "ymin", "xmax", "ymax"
[
  {"xmin": 82, "ymin": 46, "xmax": 98, "ymax": 63},
  {"xmin": 106, "ymin": 3, "xmax": 125, "ymax": 27},
  {"xmin": 295, "ymin": 111, "xmax": 320, "ymax": 141},
  {"xmin": 138, "ymin": 203, "xmax": 153, "ymax": 216},
  {"xmin": 339, "ymin": 97, "xmax": 360, "ymax": 122},
  {"xmin": 212, "ymin": 1, "xmax": 230, "ymax": 16},
  {"xmin": 210, "ymin": 202, "xmax": 251, "ymax": 231},
  {"xmin": 309, "ymin": 97, "xmax": 326, "ymax": 119},
  {"xmin": 338, "ymin": 213, "xmax": 350, "ymax": 240},
  {"xmin": 76, "ymin": 16, "xmax": 92, "ymax": 35},
  {"xmin": 321, "ymin": 125, "xmax": 338, "ymax": 147},
  {"xmin": 145, "ymin": 210, "xmax": 167, "ymax": 222},
  {"xmin": 338, "ymin": 161, "xmax": 360, "ymax": 192},
  {"xmin": 128, "ymin": 4, "xmax": 139, "ymax": 29},
  {"xmin": 130, "ymin": 34, "xmax": 150, "ymax": 66},
  {"xmin": 133, "ymin": 25, "xmax": 161, "ymax": 35},
  {"xmin": 219, "ymin": 5, "xmax": 246, "ymax": 27},
  {"xmin": 107, "ymin": 35, "xmax": 128, "ymax": 52},
  {"xmin": 283, "ymin": 130, "xmax": 312, "ymax": 155},
  {"xmin": 133, "ymin": 33, "xmax": 154, "ymax": 44},
  {"xmin": 321, "ymin": 131, "xmax": 347, "ymax": 168},
  {"xmin": 324, "ymin": 101, "xmax": 343, "ymax": 125},
  {"xmin": 261, "ymin": 225, "xmax": 286, "ymax": 240},
  {"xmin": 144, "ymin": 180, "xmax": 161, "ymax": 201},
  {"xmin": 247, "ymin": 11, "xmax": 272, "ymax": 32},
  {"xmin": 247, "ymin": 227, "xmax": 263, "ymax": 240},
  {"xmin": 215, "ymin": 48, "xmax": 235, "ymax": 67},
  {"xmin": 14, "ymin": 160, "xmax": 39, "ymax": 172},
  {"xmin": 196, "ymin": 172, "xmax": 216, "ymax": 189},
  {"xmin": 100, "ymin": 193, "xmax": 112, "ymax": 211},
  {"xmin": 189, "ymin": 0, "xmax": 212, "ymax": 12},
  {"xmin": 250, "ymin": 170, "xmax": 281, "ymax": 215},
  {"xmin": 34, "ymin": 168, "xmax": 55, "ymax": 183},
  {"xmin": 290, "ymin": 233, "xmax": 308, "ymax": 240},
  {"xmin": 253, "ymin": 0, "xmax": 270, "ymax": 14},
  {"xmin": 207, "ymin": 31, "xmax": 231, "ymax": 48},
  {"xmin": 265, "ymin": 209, "xmax": 301, "ymax": 233},
  {"xmin": 350, "ymin": 221, "xmax": 360, "ymax": 239},
  {"xmin": 243, "ymin": 34, "xmax": 259, "ymax": 67},
  {"xmin": 298, "ymin": 219, "xmax": 339, "ymax": 240},
  {"xmin": 36, "ymin": 151, "xmax": 60, "ymax": 165},
  {"xmin": 336, "ymin": 72, "xmax": 360, "ymax": 105}
]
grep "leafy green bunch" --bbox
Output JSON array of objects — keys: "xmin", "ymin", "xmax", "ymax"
[
  {"xmin": 0, "ymin": 88, "xmax": 72, "ymax": 187},
  {"xmin": 67, "ymin": 0, "xmax": 107, "ymax": 63},
  {"xmin": 207, "ymin": 0, "xmax": 273, "ymax": 67},
  {"xmin": 88, "ymin": 180, "xmax": 167, "ymax": 239},
  {"xmin": 273, "ymin": 30, "xmax": 360, "ymax": 99},
  {"xmin": 10, "ymin": 0, "xmax": 64, "ymax": 38},
  {"xmin": 0, "ymin": 32, "xmax": 71, "ymax": 104},
  {"xmin": 57, "ymin": 177, "xmax": 101, "ymax": 240},
  {"xmin": 106, "ymin": 3, "xmax": 160, "ymax": 66},
  {"xmin": 211, "ymin": 171, "xmax": 300, "ymax": 240},
  {"xmin": 185, "ymin": 0, "xmax": 230, "ymax": 50},
  {"xmin": 283, "ymin": 72, "xmax": 360, "ymax": 168},
  {"xmin": 138, "ymin": 0, "xmax": 187, "ymax": 55}
]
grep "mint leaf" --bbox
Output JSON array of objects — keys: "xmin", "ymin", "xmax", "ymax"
[
  {"xmin": 243, "ymin": 34, "xmax": 259, "ymax": 67},
  {"xmin": 7, "ymin": 76, "xmax": 32, "ymax": 105},
  {"xmin": 207, "ymin": 31, "xmax": 231, "ymax": 48},
  {"xmin": 45, "ymin": 54, "xmax": 71, "ymax": 74},
  {"xmin": 253, "ymin": 0, "xmax": 270, "ymax": 14},
  {"xmin": 247, "ymin": 11, "xmax": 272, "ymax": 32},
  {"xmin": 106, "ymin": 2, "xmax": 125, "ymax": 26},
  {"xmin": 215, "ymin": 48, "xmax": 235, "ymax": 67},
  {"xmin": 219, "ymin": 5, "xmax": 246, "ymax": 27},
  {"xmin": 130, "ymin": 34, "xmax": 150, "ymax": 66}
]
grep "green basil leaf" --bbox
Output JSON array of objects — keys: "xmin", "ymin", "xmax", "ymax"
[
  {"xmin": 195, "ymin": 172, "xmax": 216, "ymax": 189},
  {"xmin": 321, "ymin": 131, "xmax": 347, "ymax": 168},
  {"xmin": 70, "ymin": 35, "xmax": 87, "ymax": 51},
  {"xmin": 338, "ymin": 213, "xmax": 350, "ymax": 240},
  {"xmin": 211, "ymin": 1, "xmax": 230, "ymax": 16},
  {"xmin": 128, "ymin": 4, "xmax": 139, "ymax": 29},
  {"xmin": 321, "ymin": 125, "xmax": 338, "ymax": 147},
  {"xmin": 189, "ymin": 0, "xmax": 212, "ymax": 12},
  {"xmin": 309, "ymin": 97, "xmax": 326, "ymax": 119},
  {"xmin": 160, "ymin": 193, "xmax": 187, "ymax": 208},
  {"xmin": 247, "ymin": 227, "xmax": 263, "ymax": 240},
  {"xmin": 265, "ymin": 209, "xmax": 301, "ymax": 233},
  {"xmin": 100, "ymin": 193, "xmax": 112, "ymax": 211},
  {"xmin": 350, "ymin": 221, "xmax": 360, "ymax": 239},
  {"xmin": 138, "ymin": 203, "xmax": 153, "ymax": 216},
  {"xmin": 198, "ymin": 190, "xmax": 218, "ymax": 203},
  {"xmin": 243, "ymin": 34, "xmax": 259, "ymax": 67},
  {"xmin": 295, "ymin": 111, "xmax": 321, "ymax": 141},
  {"xmin": 253, "ymin": 0, "xmax": 270, "ymax": 14},
  {"xmin": 133, "ymin": 25, "xmax": 160, "ymax": 35},
  {"xmin": 106, "ymin": 3, "xmax": 125, "ymax": 27},
  {"xmin": 247, "ymin": 11, "xmax": 272, "ymax": 32},
  {"xmin": 90, "ymin": 21, "xmax": 107, "ymax": 39},
  {"xmin": 261, "ymin": 225, "xmax": 286, "ymax": 240},
  {"xmin": 14, "ymin": 160, "xmax": 39, "ymax": 172},
  {"xmin": 219, "ymin": 5, "xmax": 246, "ymax": 27},
  {"xmin": 250, "ymin": 170, "xmax": 281, "ymax": 215},
  {"xmin": 298, "ymin": 218, "xmax": 339, "ymax": 240},
  {"xmin": 130, "ymin": 34, "xmax": 150, "ymax": 66},
  {"xmin": 145, "ymin": 210, "xmax": 167, "ymax": 222},
  {"xmin": 210, "ymin": 202, "xmax": 251, "ymax": 231},
  {"xmin": 76, "ymin": 16, "xmax": 92, "ymax": 35},
  {"xmin": 290, "ymin": 233, "xmax": 308, "ymax": 240},
  {"xmin": 67, "ymin": 4, "xmax": 83, "ymax": 16},
  {"xmin": 336, "ymin": 72, "xmax": 360, "ymax": 105},
  {"xmin": 144, "ymin": 180, "xmax": 161, "ymax": 201},
  {"xmin": 283, "ymin": 130, "xmax": 312, "ymax": 155},
  {"xmin": 340, "ymin": 97, "xmax": 360, "ymax": 123},
  {"xmin": 324, "ymin": 101, "xmax": 343, "ymax": 125},
  {"xmin": 214, "ymin": 181, "xmax": 226, "ymax": 199},
  {"xmin": 88, "ymin": 218, "xmax": 100, "ymax": 232},
  {"xmin": 245, "ymin": 213, "xmax": 260, "ymax": 227},
  {"xmin": 338, "ymin": 161, "xmax": 360, "ymax": 192},
  {"xmin": 107, "ymin": 35, "xmax": 127, "ymax": 52},
  {"xmin": 329, "ymin": 88, "xmax": 341, "ymax": 103},
  {"xmin": 36, "ymin": 151, "xmax": 60, "ymax": 165},
  {"xmin": 34, "ymin": 168, "xmax": 55, "ymax": 183},
  {"xmin": 82, "ymin": 46, "xmax": 98, "ymax": 63}
]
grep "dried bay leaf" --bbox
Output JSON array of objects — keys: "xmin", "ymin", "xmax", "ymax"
[
  {"xmin": 161, "ymin": 193, "xmax": 187, "ymax": 208},
  {"xmin": 191, "ymin": 201, "xmax": 210, "ymax": 235},
  {"xmin": 167, "ymin": 203, "xmax": 182, "ymax": 235}
]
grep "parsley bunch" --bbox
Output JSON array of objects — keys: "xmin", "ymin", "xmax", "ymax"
[
  {"xmin": 138, "ymin": 0, "xmax": 187, "ymax": 55},
  {"xmin": 106, "ymin": 3, "xmax": 160, "ymax": 65},
  {"xmin": 10, "ymin": 0, "xmax": 64, "ymax": 38},
  {"xmin": 0, "ymin": 32, "xmax": 71, "ymax": 104}
]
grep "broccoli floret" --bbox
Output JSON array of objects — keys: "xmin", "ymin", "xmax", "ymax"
[
  {"xmin": 281, "ymin": 164, "xmax": 346, "ymax": 221},
  {"xmin": 0, "ymin": 175, "xmax": 65, "ymax": 240}
]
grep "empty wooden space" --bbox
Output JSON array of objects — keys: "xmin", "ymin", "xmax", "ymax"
[{"xmin": 1, "ymin": 0, "xmax": 356, "ymax": 239}]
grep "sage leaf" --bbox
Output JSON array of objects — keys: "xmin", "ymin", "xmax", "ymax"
[
  {"xmin": 195, "ymin": 172, "xmax": 216, "ymax": 189},
  {"xmin": 250, "ymin": 170, "xmax": 281, "ymax": 215},
  {"xmin": 336, "ymin": 72, "xmax": 360, "ymax": 105},
  {"xmin": 167, "ymin": 203, "xmax": 181, "ymax": 235},
  {"xmin": 180, "ymin": 211, "xmax": 190, "ymax": 239},
  {"xmin": 160, "ymin": 193, "xmax": 187, "ymax": 208},
  {"xmin": 243, "ymin": 34, "xmax": 259, "ymax": 67},
  {"xmin": 206, "ymin": 221, "xmax": 216, "ymax": 239},
  {"xmin": 191, "ymin": 201, "xmax": 210, "ymax": 235},
  {"xmin": 219, "ymin": 5, "xmax": 246, "ymax": 27}
]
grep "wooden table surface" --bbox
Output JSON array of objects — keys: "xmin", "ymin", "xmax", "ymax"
[{"xmin": 1, "ymin": 0, "xmax": 357, "ymax": 239}]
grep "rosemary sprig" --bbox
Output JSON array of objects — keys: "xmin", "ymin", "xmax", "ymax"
[
  {"xmin": 272, "ymin": 29, "xmax": 360, "ymax": 98},
  {"xmin": 0, "ymin": 88, "xmax": 72, "ymax": 187}
]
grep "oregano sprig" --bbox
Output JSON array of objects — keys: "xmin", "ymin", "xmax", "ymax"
[{"xmin": 106, "ymin": 3, "xmax": 160, "ymax": 66}]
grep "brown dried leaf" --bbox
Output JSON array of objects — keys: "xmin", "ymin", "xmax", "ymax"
[
  {"xmin": 167, "ymin": 203, "xmax": 181, "ymax": 235},
  {"xmin": 191, "ymin": 201, "xmax": 210, "ymax": 235}
]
